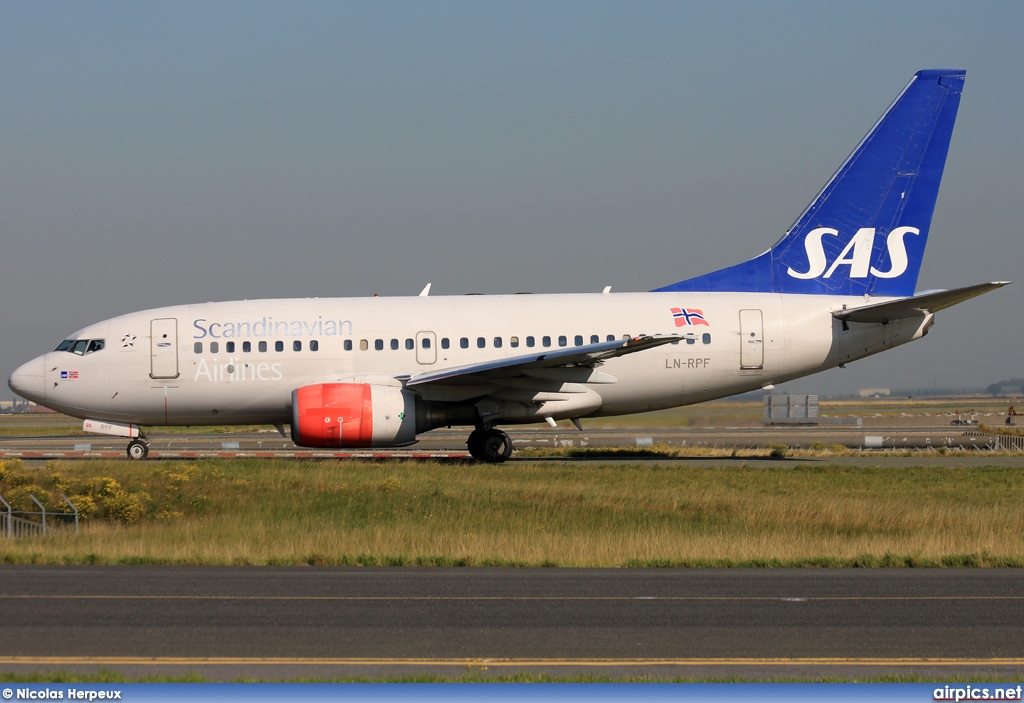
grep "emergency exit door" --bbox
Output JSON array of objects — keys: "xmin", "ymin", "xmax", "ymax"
[
  {"xmin": 739, "ymin": 309, "xmax": 764, "ymax": 370},
  {"xmin": 416, "ymin": 331, "xmax": 437, "ymax": 365},
  {"xmin": 150, "ymin": 318, "xmax": 180, "ymax": 379}
]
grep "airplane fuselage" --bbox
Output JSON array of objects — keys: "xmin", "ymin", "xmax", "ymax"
[{"xmin": 27, "ymin": 291, "xmax": 929, "ymax": 428}]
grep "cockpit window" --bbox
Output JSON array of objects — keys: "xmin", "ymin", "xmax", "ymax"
[{"xmin": 56, "ymin": 339, "xmax": 106, "ymax": 355}]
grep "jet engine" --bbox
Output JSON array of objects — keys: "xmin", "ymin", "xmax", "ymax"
[{"xmin": 291, "ymin": 383, "xmax": 417, "ymax": 448}]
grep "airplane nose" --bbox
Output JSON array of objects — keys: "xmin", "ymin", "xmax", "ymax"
[{"xmin": 8, "ymin": 356, "xmax": 45, "ymax": 404}]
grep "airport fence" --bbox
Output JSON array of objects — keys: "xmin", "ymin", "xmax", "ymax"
[
  {"xmin": 963, "ymin": 431, "xmax": 1024, "ymax": 452},
  {"xmin": 0, "ymin": 493, "xmax": 79, "ymax": 539},
  {"xmin": 990, "ymin": 433, "xmax": 1024, "ymax": 451}
]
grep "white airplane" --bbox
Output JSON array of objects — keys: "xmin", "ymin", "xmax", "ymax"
[{"xmin": 8, "ymin": 69, "xmax": 1008, "ymax": 462}]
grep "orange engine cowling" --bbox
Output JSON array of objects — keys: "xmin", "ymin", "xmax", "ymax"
[{"xmin": 290, "ymin": 383, "xmax": 417, "ymax": 448}]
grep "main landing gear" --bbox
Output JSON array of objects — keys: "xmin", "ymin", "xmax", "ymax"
[
  {"xmin": 466, "ymin": 428, "xmax": 513, "ymax": 463},
  {"xmin": 126, "ymin": 438, "xmax": 150, "ymax": 460}
]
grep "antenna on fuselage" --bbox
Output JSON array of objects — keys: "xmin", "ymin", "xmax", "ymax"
[{"xmin": 419, "ymin": 283, "xmax": 432, "ymax": 297}]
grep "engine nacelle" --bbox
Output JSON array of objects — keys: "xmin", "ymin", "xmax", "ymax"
[{"xmin": 291, "ymin": 383, "xmax": 417, "ymax": 448}]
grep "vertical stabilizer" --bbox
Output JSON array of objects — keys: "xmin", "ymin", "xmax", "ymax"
[{"xmin": 655, "ymin": 69, "xmax": 965, "ymax": 297}]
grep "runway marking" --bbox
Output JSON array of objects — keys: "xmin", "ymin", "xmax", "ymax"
[
  {"xmin": 2, "ymin": 595, "xmax": 1023, "ymax": 602},
  {"xmin": 2, "ymin": 656, "xmax": 1024, "ymax": 667}
]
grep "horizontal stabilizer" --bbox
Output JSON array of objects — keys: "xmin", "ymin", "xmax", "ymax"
[{"xmin": 833, "ymin": 281, "xmax": 1010, "ymax": 324}]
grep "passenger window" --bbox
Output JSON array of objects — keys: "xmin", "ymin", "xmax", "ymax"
[
  {"xmin": 441, "ymin": 338, "xmax": 450, "ymax": 349},
  {"xmin": 477, "ymin": 337, "xmax": 485, "ymax": 348},
  {"xmin": 275, "ymin": 341, "xmax": 284, "ymax": 352},
  {"xmin": 194, "ymin": 342, "xmax": 203, "ymax": 354},
  {"xmin": 343, "ymin": 340, "xmax": 352, "ymax": 351},
  {"xmin": 390, "ymin": 339, "xmax": 399, "ymax": 350},
  {"xmin": 460, "ymin": 337, "xmax": 469, "ymax": 349},
  {"xmin": 703, "ymin": 333, "xmax": 711, "ymax": 344},
  {"xmin": 243, "ymin": 341, "xmax": 252, "ymax": 353},
  {"xmin": 72, "ymin": 340, "xmax": 88, "ymax": 355},
  {"xmin": 226, "ymin": 342, "xmax": 235, "ymax": 353},
  {"xmin": 421, "ymin": 338, "xmax": 431, "ymax": 349},
  {"xmin": 258, "ymin": 341, "xmax": 268, "ymax": 353},
  {"xmin": 558, "ymin": 336, "xmax": 567, "ymax": 347},
  {"xmin": 590, "ymin": 335, "xmax": 599, "ymax": 344},
  {"xmin": 375, "ymin": 339, "xmax": 384, "ymax": 351},
  {"xmin": 293, "ymin": 340, "xmax": 302, "ymax": 352},
  {"xmin": 406, "ymin": 338, "xmax": 414, "ymax": 350},
  {"xmin": 86, "ymin": 339, "xmax": 105, "ymax": 354},
  {"xmin": 510, "ymin": 336, "xmax": 519, "ymax": 348},
  {"xmin": 607, "ymin": 335, "xmax": 615, "ymax": 342},
  {"xmin": 360, "ymin": 340, "xmax": 369, "ymax": 351},
  {"xmin": 686, "ymin": 335, "xmax": 696, "ymax": 345},
  {"xmin": 210, "ymin": 341, "xmax": 219, "ymax": 354},
  {"xmin": 542, "ymin": 336, "xmax": 551, "ymax": 347},
  {"xmin": 493, "ymin": 337, "xmax": 502, "ymax": 348},
  {"xmin": 574, "ymin": 335, "xmax": 583, "ymax": 346},
  {"xmin": 311, "ymin": 340, "xmax": 320, "ymax": 352},
  {"xmin": 526, "ymin": 336, "xmax": 535, "ymax": 348}
]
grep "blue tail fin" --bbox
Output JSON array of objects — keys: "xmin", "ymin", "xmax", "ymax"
[{"xmin": 654, "ymin": 69, "xmax": 966, "ymax": 297}]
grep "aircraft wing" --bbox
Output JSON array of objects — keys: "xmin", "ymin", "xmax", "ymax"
[
  {"xmin": 833, "ymin": 281, "xmax": 1011, "ymax": 324},
  {"xmin": 401, "ymin": 335, "xmax": 681, "ymax": 387}
]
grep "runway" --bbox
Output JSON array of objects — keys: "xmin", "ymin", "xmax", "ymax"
[{"xmin": 1, "ymin": 566, "xmax": 1023, "ymax": 680}]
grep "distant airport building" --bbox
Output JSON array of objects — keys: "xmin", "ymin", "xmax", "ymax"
[
  {"xmin": 0, "ymin": 399, "xmax": 53, "ymax": 414},
  {"xmin": 763, "ymin": 394, "xmax": 819, "ymax": 425},
  {"xmin": 859, "ymin": 388, "xmax": 891, "ymax": 397},
  {"xmin": 763, "ymin": 394, "xmax": 863, "ymax": 426}
]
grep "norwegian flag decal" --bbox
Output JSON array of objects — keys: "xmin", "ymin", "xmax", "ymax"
[{"xmin": 670, "ymin": 308, "xmax": 710, "ymax": 327}]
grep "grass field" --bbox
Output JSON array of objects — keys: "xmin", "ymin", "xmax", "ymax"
[{"xmin": 2, "ymin": 456, "xmax": 1023, "ymax": 567}]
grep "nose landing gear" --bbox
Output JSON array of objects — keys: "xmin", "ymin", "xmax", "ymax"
[
  {"xmin": 126, "ymin": 438, "xmax": 150, "ymax": 460},
  {"xmin": 466, "ymin": 428, "xmax": 513, "ymax": 463}
]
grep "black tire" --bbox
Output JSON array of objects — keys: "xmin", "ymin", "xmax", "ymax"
[
  {"xmin": 497, "ymin": 431, "xmax": 514, "ymax": 461},
  {"xmin": 480, "ymin": 429, "xmax": 513, "ymax": 463},
  {"xmin": 466, "ymin": 429, "xmax": 486, "ymax": 460},
  {"xmin": 127, "ymin": 439, "xmax": 149, "ymax": 460}
]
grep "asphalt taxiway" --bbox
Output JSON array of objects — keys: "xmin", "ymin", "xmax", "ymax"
[
  {"xmin": 0, "ymin": 424, "xmax": 1013, "ymax": 462},
  {"xmin": 1, "ymin": 566, "xmax": 1023, "ymax": 680}
]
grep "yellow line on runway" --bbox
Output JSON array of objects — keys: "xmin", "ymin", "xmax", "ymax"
[
  {"xmin": 1, "ymin": 594, "xmax": 1023, "ymax": 601},
  {"xmin": 2, "ymin": 657, "xmax": 1024, "ymax": 667}
]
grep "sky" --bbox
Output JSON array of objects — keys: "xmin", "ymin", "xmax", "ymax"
[{"xmin": 2, "ymin": 1, "xmax": 1022, "ymax": 397}]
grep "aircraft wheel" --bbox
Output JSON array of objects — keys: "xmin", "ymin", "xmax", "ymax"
[
  {"xmin": 480, "ymin": 429, "xmax": 513, "ymax": 463},
  {"xmin": 466, "ymin": 429, "xmax": 486, "ymax": 460},
  {"xmin": 127, "ymin": 439, "xmax": 149, "ymax": 460}
]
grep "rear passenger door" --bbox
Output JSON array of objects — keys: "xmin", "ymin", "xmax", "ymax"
[{"xmin": 739, "ymin": 309, "xmax": 764, "ymax": 370}]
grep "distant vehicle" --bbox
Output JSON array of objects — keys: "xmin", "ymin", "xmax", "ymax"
[
  {"xmin": 951, "ymin": 413, "xmax": 980, "ymax": 426},
  {"xmin": 8, "ymin": 70, "xmax": 1008, "ymax": 462}
]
